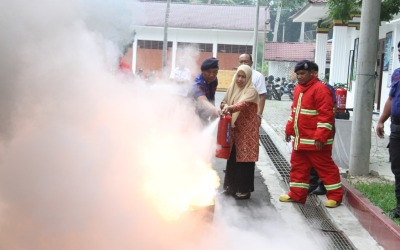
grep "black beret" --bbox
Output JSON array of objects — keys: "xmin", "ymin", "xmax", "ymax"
[
  {"xmin": 201, "ymin": 57, "xmax": 219, "ymax": 71},
  {"xmin": 309, "ymin": 61, "xmax": 319, "ymax": 71},
  {"xmin": 294, "ymin": 60, "xmax": 312, "ymax": 72}
]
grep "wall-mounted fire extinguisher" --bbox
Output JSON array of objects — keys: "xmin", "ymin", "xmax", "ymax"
[
  {"xmin": 216, "ymin": 114, "xmax": 232, "ymax": 159},
  {"xmin": 335, "ymin": 86, "xmax": 347, "ymax": 113}
]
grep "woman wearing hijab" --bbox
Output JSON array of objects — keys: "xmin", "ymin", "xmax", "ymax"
[{"xmin": 220, "ymin": 65, "xmax": 260, "ymax": 200}]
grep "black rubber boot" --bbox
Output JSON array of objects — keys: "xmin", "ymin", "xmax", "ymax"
[
  {"xmin": 311, "ymin": 184, "xmax": 327, "ymax": 195},
  {"xmin": 308, "ymin": 168, "xmax": 319, "ymax": 194},
  {"xmin": 389, "ymin": 206, "xmax": 400, "ymax": 218}
]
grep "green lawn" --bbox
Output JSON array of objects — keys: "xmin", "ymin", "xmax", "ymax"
[{"xmin": 347, "ymin": 179, "xmax": 400, "ymax": 226}]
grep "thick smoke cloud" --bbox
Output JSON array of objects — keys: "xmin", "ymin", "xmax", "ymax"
[{"xmin": 0, "ymin": 0, "xmax": 323, "ymax": 249}]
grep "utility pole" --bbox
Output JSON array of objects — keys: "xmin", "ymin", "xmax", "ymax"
[
  {"xmin": 162, "ymin": 0, "xmax": 171, "ymax": 79},
  {"xmin": 349, "ymin": 0, "xmax": 381, "ymax": 176},
  {"xmin": 262, "ymin": 16, "xmax": 269, "ymax": 74},
  {"xmin": 299, "ymin": 22, "xmax": 305, "ymax": 42},
  {"xmin": 252, "ymin": 0, "xmax": 260, "ymax": 70},
  {"xmin": 272, "ymin": 0, "xmax": 282, "ymax": 42}
]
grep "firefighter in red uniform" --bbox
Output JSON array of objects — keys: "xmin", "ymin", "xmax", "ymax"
[{"xmin": 279, "ymin": 60, "xmax": 343, "ymax": 208}]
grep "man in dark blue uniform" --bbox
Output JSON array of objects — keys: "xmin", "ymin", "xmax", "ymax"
[
  {"xmin": 376, "ymin": 41, "xmax": 400, "ymax": 218},
  {"xmin": 192, "ymin": 57, "xmax": 221, "ymax": 121}
]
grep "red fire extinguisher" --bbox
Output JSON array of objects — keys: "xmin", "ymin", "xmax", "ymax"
[
  {"xmin": 335, "ymin": 86, "xmax": 347, "ymax": 113},
  {"xmin": 216, "ymin": 114, "xmax": 232, "ymax": 159}
]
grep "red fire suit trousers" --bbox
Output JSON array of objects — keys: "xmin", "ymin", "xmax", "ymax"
[{"xmin": 289, "ymin": 150, "xmax": 343, "ymax": 204}]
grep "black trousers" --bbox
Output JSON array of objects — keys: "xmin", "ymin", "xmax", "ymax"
[
  {"xmin": 223, "ymin": 144, "xmax": 255, "ymax": 193},
  {"xmin": 309, "ymin": 167, "xmax": 322, "ymax": 190},
  {"xmin": 390, "ymin": 124, "xmax": 400, "ymax": 206}
]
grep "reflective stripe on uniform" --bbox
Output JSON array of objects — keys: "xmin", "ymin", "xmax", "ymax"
[
  {"xmin": 324, "ymin": 182, "xmax": 342, "ymax": 190},
  {"xmin": 293, "ymin": 93, "xmax": 303, "ymax": 150},
  {"xmin": 299, "ymin": 138, "xmax": 334, "ymax": 145},
  {"xmin": 300, "ymin": 109, "xmax": 318, "ymax": 115},
  {"xmin": 317, "ymin": 122, "xmax": 333, "ymax": 130},
  {"xmin": 290, "ymin": 182, "xmax": 309, "ymax": 189},
  {"xmin": 299, "ymin": 138, "xmax": 315, "ymax": 145}
]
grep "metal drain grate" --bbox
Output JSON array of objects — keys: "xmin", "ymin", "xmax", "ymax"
[{"xmin": 259, "ymin": 128, "xmax": 356, "ymax": 250}]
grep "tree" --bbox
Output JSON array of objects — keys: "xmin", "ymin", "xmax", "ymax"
[
  {"xmin": 327, "ymin": 0, "xmax": 400, "ymax": 23},
  {"xmin": 380, "ymin": 0, "xmax": 400, "ymax": 22},
  {"xmin": 267, "ymin": 0, "xmax": 309, "ymax": 42},
  {"xmin": 272, "ymin": 0, "xmax": 282, "ymax": 42},
  {"xmin": 327, "ymin": 0, "xmax": 361, "ymax": 23}
]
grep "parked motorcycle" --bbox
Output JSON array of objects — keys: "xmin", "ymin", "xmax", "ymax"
[
  {"xmin": 272, "ymin": 77, "xmax": 282, "ymax": 101},
  {"xmin": 280, "ymin": 77, "xmax": 290, "ymax": 98},
  {"xmin": 274, "ymin": 77, "xmax": 296, "ymax": 101},
  {"xmin": 287, "ymin": 80, "xmax": 296, "ymax": 101},
  {"xmin": 265, "ymin": 75, "xmax": 274, "ymax": 100}
]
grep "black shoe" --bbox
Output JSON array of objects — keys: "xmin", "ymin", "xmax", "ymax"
[
  {"xmin": 389, "ymin": 207, "xmax": 400, "ymax": 218},
  {"xmin": 311, "ymin": 185, "xmax": 326, "ymax": 195},
  {"xmin": 233, "ymin": 192, "xmax": 251, "ymax": 200}
]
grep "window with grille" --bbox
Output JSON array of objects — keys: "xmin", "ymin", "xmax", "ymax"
[
  {"xmin": 137, "ymin": 40, "xmax": 173, "ymax": 49},
  {"xmin": 217, "ymin": 44, "xmax": 252, "ymax": 54}
]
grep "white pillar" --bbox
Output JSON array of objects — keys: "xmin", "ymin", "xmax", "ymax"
[
  {"xmin": 330, "ymin": 24, "xmax": 349, "ymax": 85},
  {"xmin": 171, "ymin": 40, "xmax": 178, "ymax": 70},
  {"xmin": 212, "ymin": 41, "xmax": 218, "ymax": 58},
  {"xmin": 132, "ymin": 39, "xmax": 138, "ymax": 74},
  {"xmin": 315, "ymin": 31, "xmax": 328, "ymax": 80}
]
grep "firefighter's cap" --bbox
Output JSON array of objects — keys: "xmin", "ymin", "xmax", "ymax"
[
  {"xmin": 201, "ymin": 57, "xmax": 219, "ymax": 71},
  {"xmin": 294, "ymin": 60, "xmax": 312, "ymax": 72}
]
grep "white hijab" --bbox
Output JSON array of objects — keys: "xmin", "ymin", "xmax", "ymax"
[{"xmin": 222, "ymin": 65, "xmax": 259, "ymax": 127}]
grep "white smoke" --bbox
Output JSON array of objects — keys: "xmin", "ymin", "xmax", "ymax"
[{"xmin": 0, "ymin": 0, "xmax": 324, "ymax": 249}]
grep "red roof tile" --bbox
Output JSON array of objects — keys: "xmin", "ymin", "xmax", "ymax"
[
  {"xmin": 264, "ymin": 42, "xmax": 331, "ymax": 62},
  {"xmin": 265, "ymin": 42, "xmax": 315, "ymax": 62},
  {"xmin": 138, "ymin": 1, "xmax": 270, "ymax": 31}
]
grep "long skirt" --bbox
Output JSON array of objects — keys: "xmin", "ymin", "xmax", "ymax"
[{"xmin": 223, "ymin": 144, "xmax": 255, "ymax": 193}]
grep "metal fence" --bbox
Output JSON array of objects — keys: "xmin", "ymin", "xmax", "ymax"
[{"xmin": 266, "ymin": 61, "xmax": 297, "ymax": 83}]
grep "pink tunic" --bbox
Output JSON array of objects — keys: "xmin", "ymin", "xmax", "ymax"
[{"xmin": 230, "ymin": 102, "xmax": 259, "ymax": 162}]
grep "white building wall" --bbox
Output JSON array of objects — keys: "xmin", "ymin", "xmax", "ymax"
[
  {"xmin": 345, "ymin": 28, "xmax": 360, "ymax": 109},
  {"xmin": 133, "ymin": 26, "xmax": 260, "ymax": 68},
  {"xmin": 134, "ymin": 26, "xmax": 258, "ymax": 45},
  {"xmin": 380, "ymin": 23, "xmax": 400, "ymax": 104},
  {"xmin": 314, "ymin": 32, "xmax": 328, "ymax": 80},
  {"xmin": 330, "ymin": 25, "xmax": 350, "ymax": 85}
]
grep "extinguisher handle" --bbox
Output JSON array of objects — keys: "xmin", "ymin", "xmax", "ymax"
[{"xmin": 220, "ymin": 112, "xmax": 230, "ymax": 119}]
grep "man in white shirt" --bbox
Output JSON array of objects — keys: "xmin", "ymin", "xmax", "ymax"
[
  {"xmin": 238, "ymin": 54, "xmax": 267, "ymax": 122},
  {"xmin": 169, "ymin": 59, "xmax": 192, "ymax": 96},
  {"xmin": 170, "ymin": 59, "xmax": 191, "ymax": 85}
]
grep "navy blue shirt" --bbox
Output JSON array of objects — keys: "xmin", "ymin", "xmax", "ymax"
[
  {"xmin": 192, "ymin": 73, "xmax": 218, "ymax": 102},
  {"xmin": 390, "ymin": 68, "xmax": 400, "ymax": 118},
  {"xmin": 324, "ymin": 82, "xmax": 337, "ymax": 104}
]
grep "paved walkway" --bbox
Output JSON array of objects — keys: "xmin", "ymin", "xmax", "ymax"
[{"xmin": 215, "ymin": 91, "xmax": 384, "ymax": 249}]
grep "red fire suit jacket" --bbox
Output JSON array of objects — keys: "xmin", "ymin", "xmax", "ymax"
[{"xmin": 285, "ymin": 76, "xmax": 335, "ymax": 151}]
